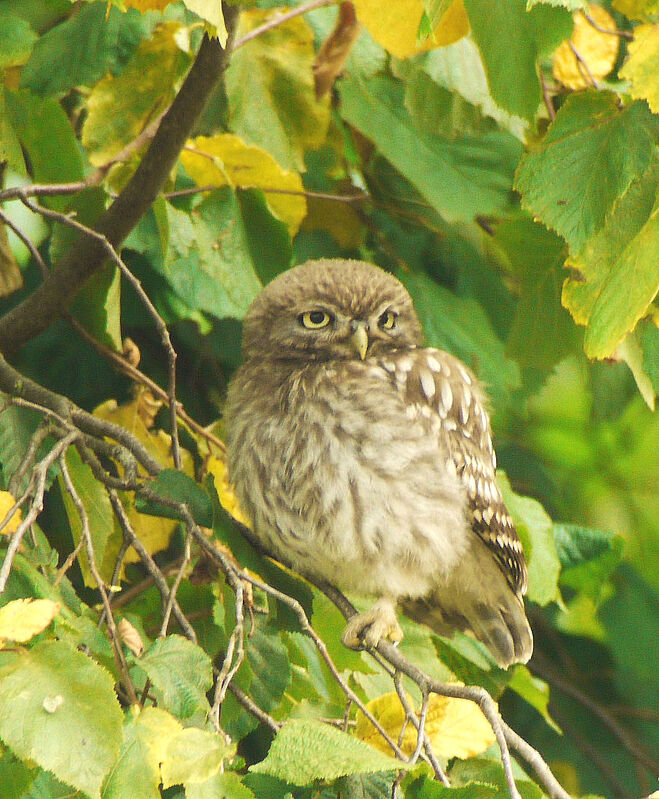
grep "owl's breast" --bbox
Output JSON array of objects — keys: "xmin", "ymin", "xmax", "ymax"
[{"xmin": 225, "ymin": 360, "xmax": 470, "ymax": 599}]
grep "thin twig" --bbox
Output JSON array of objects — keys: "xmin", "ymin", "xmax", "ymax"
[
  {"xmin": 581, "ymin": 10, "xmax": 633, "ymax": 39},
  {"xmin": 68, "ymin": 317, "xmax": 225, "ymax": 454},
  {"xmin": 316, "ymin": 581, "xmax": 568, "ymax": 799},
  {"xmin": 0, "ymin": 432, "xmax": 78, "ymax": 593},
  {"xmin": 165, "ymin": 182, "xmax": 368, "ymax": 205},
  {"xmin": 0, "ymin": 207, "xmax": 48, "ymax": 278},
  {"xmin": 540, "ymin": 73, "xmax": 556, "ymax": 122},
  {"xmin": 211, "ymin": 580, "xmax": 246, "ymax": 731},
  {"xmin": 59, "ymin": 453, "xmax": 139, "ymax": 704},
  {"xmin": 189, "ymin": 527, "xmax": 409, "ymax": 761},
  {"xmin": 568, "ymin": 42, "xmax": 599, "ymax": 89},
  {"xmin": 233, "ymin": 0, "xmax": 335, "ymax": 48},
  {"xmin": 227, "ymin": 681, "xmax": 281, "ymax": 732},
  {"xmin": 159, "ymin": 528, "xmax": 192, "ymax": 636},
  {"xmin": 19, "ymin": 196, "xmax": 183, "ymax": 471},
  {"xmin": 531, "ymin": 659, "xmax": 659, "ymax": 778},
  {"xmin": 108, "ymin": 489, "xmax": 197, "ymax": 643}
]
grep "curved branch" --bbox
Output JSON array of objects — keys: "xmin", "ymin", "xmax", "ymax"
[{"xmin": 0, "ymin": 5, "xmax": 239, "ymax": 355}]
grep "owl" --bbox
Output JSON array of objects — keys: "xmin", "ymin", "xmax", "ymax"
[{"xmin": 225, "ymin": 259, "xmax": 532, "ymax": 668}]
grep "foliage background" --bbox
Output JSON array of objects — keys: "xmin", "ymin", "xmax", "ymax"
[{"xmin": 0, "ymin": 0, "xmax": 657, "ymax": 798}]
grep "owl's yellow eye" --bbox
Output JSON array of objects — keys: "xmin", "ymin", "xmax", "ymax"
[
  {"xmin": 379, "ymin": 310, "xmax": 398, "ymax": 330},
  {"xmin": 299, "ymin": 310, "xmax": 333, "ymax": 329}
]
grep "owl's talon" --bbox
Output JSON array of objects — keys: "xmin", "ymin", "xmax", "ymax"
[{"xmin": 342, "ymin": 599, "xmax": 403, "ymax": 650}]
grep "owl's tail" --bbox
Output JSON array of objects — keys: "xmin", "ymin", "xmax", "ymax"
[{"xmin": 403, "ymin": 539, "xmax": 533, "ymax": 669}]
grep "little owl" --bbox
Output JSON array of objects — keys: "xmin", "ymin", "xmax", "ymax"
[{"xmin": 226, "ymin": 259, "xmax": 532, "ymax": 667}]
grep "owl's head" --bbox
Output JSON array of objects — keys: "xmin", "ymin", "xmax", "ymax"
[{"xmin": 242, "ymin": 259, "xmax": 423, "ymax": 362}]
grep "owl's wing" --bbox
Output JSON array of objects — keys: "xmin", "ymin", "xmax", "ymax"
[{"xmin": 378, "ymin": 347, "xmax": 528, "ymax": 596}]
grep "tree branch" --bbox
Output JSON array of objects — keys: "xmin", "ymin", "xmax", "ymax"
[{"xmin": 0, "ymin": 5, "xmax": 239, "ymax": 354}]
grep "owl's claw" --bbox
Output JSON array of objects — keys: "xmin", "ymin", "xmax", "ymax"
[{"xmin": 341, "ymin": 599, "xmax": 403, "ymax": 650}]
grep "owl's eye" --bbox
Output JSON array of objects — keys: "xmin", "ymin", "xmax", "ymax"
[
  {"xmin": 299, "ymin": 310, "xmax": 333, "ymax": 329},
  {"xmin": 378, "ymin": 310, "xmax": 398, "ymax": 330}
]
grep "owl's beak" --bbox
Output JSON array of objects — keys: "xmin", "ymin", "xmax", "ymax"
[{"xmin": 349, "ymin": 321, "xmax": 369, "ymax": 360}]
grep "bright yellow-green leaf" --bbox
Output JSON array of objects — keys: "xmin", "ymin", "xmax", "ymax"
[
  {"xmin": 82, "ymin": 22, "xmax": 192, "ymax": 166},
  {"xmin": 353, "ymin": 0, "xmax": 468, "ymax": 59},
  {"xmin": 161, "ymin": 727, "xmax": 231, "ymax": 787},
  {"xmin": 620, "ymin": 23, "xmax": 659, "ymax": 114},
  {"xmin": 0, "ymin": 490, "xmax": 22, "ymax": 535},
  {"xmin": 104, "ymin": 707, "xmax": 182, "ymax": 799},
  {"xmin": 553, "ymin": 5, "xmax": 619, "ymax": 90},
  {"xmin": 355, "ymin": 689, "xmax": 495, "ymax": 759},
  {"xmin": 563, "ymin": 169, "xmax": 659, "ymax": 359},
  {"xmin": 301, "ymin": 196, "xmax": 364, "ymax": 249},
  {"xmin": 207, "ymin": 455, "xmax": 251, "ymax": 527},
  {"xmin": 613, "ymin": 0, "xmax": 659, "ymax": 20},
  {"xmin": 0, "ymin": 599, "xmax": 60, "ymax": 645},
  {"xmin": 182, "ymin": 134, "xmax": 306, "ymax": 236},
  {"xmin": 183, "ymin": 0, "xmax": 227, "ymax": 46}
]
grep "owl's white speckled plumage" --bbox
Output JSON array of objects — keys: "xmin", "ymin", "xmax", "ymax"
[{"xmin": 226, "ymin": 259, "xmax": 532, "ymax": 667}]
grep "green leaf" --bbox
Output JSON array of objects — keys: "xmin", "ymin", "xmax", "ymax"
[
  {"xmin": 640, "ymin": 316, "xmax": 659, "ymax": 394},
  {"xmin": 464, "ymin": 0, "xmax": 572, "ymax": 121},
  {"xmin": 0, "ymin": 88, "xmax": 25, "ymax": 172},
  {"xmin": 136, "ymin": 634, "xmax": 213, "ymax": 719},
  {"xmin": 0, "ymin": 11, "xmax": 37, "ymax": 69},
  {"xmin": 506, "ymin": 664, "xmax": 560, "ymax": 733},
  {"xmin": 136, "ymin": 469, "xmax": 213, "ymax": 527},
  {"xmin": 4, "ymin": 90, "xmax": 85, "ymax": 209},
  {"xmin": 562, "ymin": 165, "xmax": 659, "ymax": 359},
  {"xmin": 412, "ymin": 38, "xmax": 527, "ymax": 139},
  {"xmin": 0, "ymin": 749, "xmax": 36, "ymax": 799},
  {"xmin": 102, "ymin": 707, "xmax": 182, "ymax": 799},
  {"xmin": 450, "ymin": 758, "xmax": 541, "ymax": 799},
  {"xmin": 186, "ymin": 771, "xmax": 257, "ymax": 799},
  {"xmin": 400, "ymin": 272, "xmax": 521, "ymax": 413},
  {"xmin": 21, "ymin": 3, "xmax": 150, "ymax": 97},
  {"xmin": 331, "ymin": 773, "xmax": 396, "ymax": 799},
  {"xmin": 0, "ymin": 640, "xmax": 122, "ymax": 799},
  {"xmin": 161, "ymin": 191, "xmax": 263, "ymax": 321},
  {"xmin": 0, "ymin": 396, "xmax": 56, "ymax": 495},
  {"xmin": 404, "ymin": 773, "xmax": 498, "ymax": 798},
  {"xmin": 161, "ymin": 727, "xmax": 231, "ymax": 788},
  {"xmin": 250, "ymin": 719, "xmax": 406, "ymax": 784},
  {"xmin": 554, "ymin": 523, "xmax": 624, "ymax": 598},
  {"xmin": 495, "ymin": 217, "xmax": 579, "ymax": 371},
  {"xmin": 70, "ymin": 263, "xmax": 123, "ymax": 352},
  {"xmin": 340, "ymin": 73, "xmax": 522, "ymax": 223},
  {"xmin": 497, "ymin": 472, "xmax": 561, "ymax": 606},
  {"xmin": 515, "ymin": 92, "xmax": 659, "ymax": 254},
  {"xmin": 431, "ymin": 635, "xmax": 509, "ymax": 697},
  {"xmin": 235, "ymin": 622, "xmax": 291, "ymax": 716},
  {"xmin": 226, "ymin": 10, "xmax": 330, "ymax": 172},
  {"xmin": 58, "ymin": 435, "xmax": 123, "ymax": 589}
]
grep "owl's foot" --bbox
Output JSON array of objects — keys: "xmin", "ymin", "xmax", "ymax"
[{"xmin": 342, "ymin": 598, "xmax": 403, "ymax": 650}]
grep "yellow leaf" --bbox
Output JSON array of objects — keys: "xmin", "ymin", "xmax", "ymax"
[
  {"xmin": 352, "ymin": 0, "xmax": 469, "ymax": 59},
  {"xmin": 93, "ymin": 398, "xmax": 194, "ymax": 561},
  {"xmin": 0, "ymin": 598, "xmax": 60, "ymax": 645},
  {"xmin": 620, "ymin": 23, "xmax": 659, "ymax": 114},
  {"xmin": 181, "ymin": 134, "xmax": 306, "ymax": 236},
  {"xmin": 207, "ymin": 456, "xmax": 251, "ymax": 528},
  {"xmin": 355, "ymin": 689, "xmax": 495, "ymax": 759},
  {"xmin": 182, "ymin": 0, "xmax": 228, "ymax": 46},
  {"xmin": 301, "ymin": 196, "xmax": 364, "ymax": 249},
  {"xmin": 553, "ymin": 6, "xmax": 619, "ymax": 90},
  {"xmin": 123, "ymin": 0, "xmax": 172, "ymax": 11},
  {"xmin": 0, "ymin": 491, "xmax": 22, "ymax": 535},
  {"xmin": 613, "ymin": 0, "xmax": 659, "ymax": 21}
]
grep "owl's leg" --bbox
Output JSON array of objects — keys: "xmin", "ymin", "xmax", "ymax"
[{"xmin": 342, "ymin": 597, "xmax": 403, "ymax": 649}]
